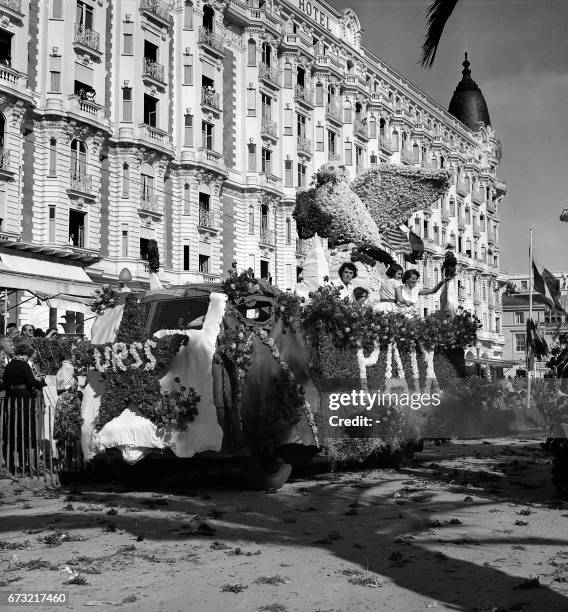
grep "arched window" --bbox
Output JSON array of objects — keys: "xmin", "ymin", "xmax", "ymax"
[
  {"xmin": 401, "ymin": 132, "xmax": 408, "ymax": 152},
  {"xmin": 122, "ymin": 163, "xmax": 129, "ymax": 198},
  {"xmin": 260, "ymin": 204, "xmax": 269, "ymax": 234},
  {"xmin": 261, "ymin": 42, "xmax": 271, "ymax": 66},
  {"xmin": 297, "ymin": 66, "xmax": 305, "ymax": 87},
  {"xmin": 369, "ymin": 117, "xmax": 376, "ymax": 139},
  {"xmin": 286, "ymin": 217, "xmax": 291, "ymax": 244},
  {"xmin": 421, "ymin": 146, "xmax": 427, "ymax": 166},
  {"xmin": 392, "ymin": 130, "xmax": 399, "ymax": 151},
  {"xmin": 283, "ymin": 62, "xmax": 292, "ymax": 88},
  {"xmin": 70, "ymin": 139, "xmax": 87, "ymax": 178},
  {"xmin": 440, "ymin": 155, "xmax": 445, "ymax": 169},
  {"xmin": 465, "ymin": 175, "xmax": 471, "ymax": 192},
  {"xmin": 344, "ymin": 101, "xmax": 352, "ymax": 124},
  {"xmin": 184, "ymin": 1, "xmax": 193, "ymax": 29},
  {"xmin": 327, "ymin": 85, "xmax": 335, "ymax": 103},
  {"xmin": 183, "ymin": 183, "xmax": 190, "ymax": 214},
  {"xmin": 413, "ymin": 143, "xmax": 420, "ymax": 163},
  {"xmin": 379, "ymin": 117, "xmax": 386, "ymax": 138},
  {"xmin": 248, "ymin": 206, "xmax": 254, "ymax": 234},
  {"xmin": 202, "ymin": 5, "xmax": 214, "ymax": 31},
  {"xmin": 247, "ymin": 39, "xmax": 256, "ymax": 66}
]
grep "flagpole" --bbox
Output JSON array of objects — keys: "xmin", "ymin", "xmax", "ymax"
[{"xmin": 527, "ymin": 229, "xmax": 533, "ymax": 412}]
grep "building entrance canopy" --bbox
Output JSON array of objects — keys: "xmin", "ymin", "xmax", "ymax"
[{"xmin": 0, "ymin": 251, "xmax": 94, "ymax": 298}]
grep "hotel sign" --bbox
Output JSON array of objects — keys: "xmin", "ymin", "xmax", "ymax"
[{"xmin": 293, "ymin": 0, "xmax": 336, "ymax": 33}]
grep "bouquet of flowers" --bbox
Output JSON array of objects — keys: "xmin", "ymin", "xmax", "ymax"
[{"xmin": 91, "ymin": 285, "xmax": 119, "ymax": 315}]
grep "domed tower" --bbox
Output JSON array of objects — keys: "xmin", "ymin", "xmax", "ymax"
[{"xmin": 448, "ymin": 53, "xmax": 491, "ymax": 131}]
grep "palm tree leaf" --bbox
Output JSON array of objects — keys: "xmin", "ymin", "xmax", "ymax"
[{"xmin": 420, "ymin": 0, "xmax": 460, "ymax": 68}]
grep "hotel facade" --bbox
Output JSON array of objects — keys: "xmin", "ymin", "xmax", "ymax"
[{"xmin": 0, "ymin": 0, "xmax": 506, "ymax": 359}]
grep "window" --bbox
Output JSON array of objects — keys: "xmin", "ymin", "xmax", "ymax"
[
  {"xmin": 261, "ymin": 42, "xmax": 271, "ymax": 66},
  {"xmin": 297, "ymin": 163, "xmax": 306, "ymax": 188},
  {"xmin": 181, "ymin": 245, "xmax": 190, "ymax": 270},
  {"xmin": 284, "ymin": 108, "xmax": 293, "ymax": 135},
  {"xmin": 327, "ymin": 130, "xmax": 337, "ymax": 157},
  {"xmin": 76, "ymin": 1, "xmax": 94, "ymax": 30},
  {"xmin": 369, "ymin": 118, "xmax": 377, "ymax": 139},
  {"xmin": 450, "ymin": 199, "xmax": 456, "ymax": 216},
  {"xmin": 199, "ymin": 254, "xmax": 210, "ymax": 273},
  {"xmin": 202, "ymin": 5, "xmax": 214, "ymax": 32},
  {"xmin": 140, "ymin": 237, "xmax": 150, "ymax": 260},
  {"xmin": 286, "ymin": 218, "xmax": 291, "ymax": 244},
  {"xmin": 248, "ymin": 206, "xmax": 254, "ymax": 234},
  {"xmin": 123, "ymin": 31, "xmax": 133, "ymax": 55},
  {"xmin": 70, "ymin": 139, "xmax": 87, "ymax": 178},
  {"xmin": 122, "ymin": 163, "xmax": 129, "ymax": 197},
  {"xmin": 183, "ymin": 55, "xmax": 193, "ymax": 85},
  {"xmin": 122, "ymin": 87, "xmax": 132, "ymax": 121},
  {"xmin": 141, "ymin": 165, "xmax": 154, "ymax": 202},
  {"xmin": 296, "ymin": 113, "xmax": 306, "ymax": 138},
  {"xmin": 68, "ymin": 209, "xmax": 86, "ymax": 247},
  {"xmin": 413, "ymin": 143, "xmax": 420, "ymax": 163},
  {"xmin": 521, "ymin": 280, "xmax": 528, "ymax": 290},
  {"xmin": 247, "ymin": 143, "xmax": 256, "ymax": 171},
  {"xmin": 143, "ymin": 94, "xmax": 158, "ymax": 126},
  {"xmin": 184, "ymin": 114, "xmax": 193, "ymax": 146},
  {"xmin": 261, "ymin": 148, "xmax": 272, "ymax": 174},
  {"xmin": 52, "ymin": 0, "xmax": 63, "ymax": 18},
  {"xmin": 184, "ymin": 1, "xmax": 194, "ymax": 29},
  {"xmin": 392, "ymin": 131, "xmax": 399, "ymax": 151},
  {"xmin": 315, "ymin": 82, "xmax": 323, "ymax": 106},
  {"xmin": 316, "ymin": 126, "xmax": 324, "ymax": 151},
  {"xmin": 121, "ymin": 224, "xmax": 128, "ymax": 257},
  {"xmin": 344, "ymin": 103, "xmax": 352, "ymax": 123},
  {"xmin": 201, "ymin": 121, "xmax": 213, "ymax": 150},
  {"xmin": 247, "ymin": 88, "xmax": 256, "ymax": 116},
  {"xmin": 355, "ymin": 146, "xmax": 363, "ymax": 170},
  {"xmin": 48, "ymin": 206, "xmax": 56, "ymax": 242},
  {"xmin": 284, "ymin": 63, "xmax": 292, "ymax": 88},
  {"xmin": 284, "ymin": 160, "xmax": 293, "ymax": 187},
  {"xmin": 247, "ymin": 39, "xmax": 256, "ymax": 66},
  {"xmin": 49, "ymin": 139, "xmax": 57, "ymax": 176},
  {"xmin": 515, "ymin": 333, "xmax": 526, "ymax": 352},
  {"xmin": 345, "ymin": 141, "xmax": 352, "ymax": 166},
  {"xmin": 183, "ymin": 184, "xmax": 190, "ymax": 214},
  {"xmin": 261, "ymin": 93, "xmax": 272, "ymax": 120},
  {"xmin": 49, "ymin": 56, "xmax": 61, "ymax": 92}
]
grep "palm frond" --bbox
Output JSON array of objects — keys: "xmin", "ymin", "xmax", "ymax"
[{"xmin": 420, "ymin": 0, "xmax": 460, "ymax": 68}]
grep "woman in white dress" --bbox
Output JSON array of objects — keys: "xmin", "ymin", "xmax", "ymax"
[
  {"xmin": 376, "ymin": 264, "xmax": 403, "ymax": 313},
  {"xmin": 332, "ymin": 262, "xmax": 359, "ymax": 300},
  {"xmin": 395, "ymin": 269, "xmax": 448, "ymax": 316}
]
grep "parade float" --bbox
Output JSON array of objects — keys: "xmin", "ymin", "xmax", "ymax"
[{"xmin": 43, "ymin": 163, "xmax": 489, "ymax": 489}]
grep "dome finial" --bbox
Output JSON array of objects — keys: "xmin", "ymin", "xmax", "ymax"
[{"xmin": 462, "ymin": 52, "xmax": 471, "ymax": 77}]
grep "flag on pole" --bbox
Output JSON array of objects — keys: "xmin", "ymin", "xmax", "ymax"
[
  {"xmin": 532, "ymin": 260, "xmax": 565, "ymax": 312},
  {"xmin": 382, "ymin": 225, "xmax": 409, "ymax": 252},
  {"xmin": 526, "ymin": 318, "xmax": 548, "ymax": 359}
]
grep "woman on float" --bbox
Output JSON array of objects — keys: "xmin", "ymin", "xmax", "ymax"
[
  {"xmin": 376, "ymin": 263, "xmax": 404, "ymax": 313},
  {"xmin": 333, "ymin": 262, "xmax": 358, "ymax": 300},
  {"xmin": 395, "ymin": 269, "xmax": 448, "ymax": 316}
]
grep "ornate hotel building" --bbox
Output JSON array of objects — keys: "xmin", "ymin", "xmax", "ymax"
[{"xmin": 0, "ymin": 0, "xmax": 506, "ymax": 358}]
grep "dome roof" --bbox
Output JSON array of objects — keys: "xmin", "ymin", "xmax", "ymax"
[{"xmin": 448, "ymin": 53, "xmax": 491, "ymax": 131}]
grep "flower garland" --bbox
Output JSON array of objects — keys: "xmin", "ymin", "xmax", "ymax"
[
  {"xmin": 221, "ymin": 267, "xmax": 260, "ymax": 303},
  {"xmin": 273, "ymin": 292, "xmax": 302, "ymax": 333},
  {"xmin": 53, "ymin": 388, "xmax": 83, "ymax": 444}
]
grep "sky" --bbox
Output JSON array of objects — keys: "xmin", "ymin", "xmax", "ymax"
[{"xmin": 330, "ymin": 0, "xmax": 568, "ymax": 273}]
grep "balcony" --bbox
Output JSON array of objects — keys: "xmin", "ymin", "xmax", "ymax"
[
  {"xmin": 344, "ymin": 74, "xmax": 357, "ymax": 89},
  {"xmin": 259, "ymin": 62, "xmax": 280, "ymax": 88},
  {"xmin": 198, "ymin": 208, "xmax": 217, "ymax": 232},
  {"xmin": 456, "ymin": 178, "xmax": 468, "ymax": 196},
  {"xmin": 197, "ymin": 147, "xmax": 223, "ymax": 166},
  {"xmin": 0, "ymin": 148, "xmax": 11, "ymax": 177},
  {"xmin": 0, "ymin": 64, "xmax": 31, "ymax": 102},
  {"xmin": 487, "ymin": 199, "xmax": 497, "ymax": 213},
  {"xmin": 325, "ymin": 102, "xmax": 342, "ymax": 125},
  {"xmin": 259, "ymin": 228, "xmax": 275, "ymax": 247},
  {"xmin": 143, "ymin": 57, "xmax": 166, "ymax": 85},
  {"xmin": 139, "ymin": 123, "xmax": 172, "ymax": 152},
  {"xmin": 0, "ymin": 0, "xmax": 23, "ymax": 20},
  {"xmin": 487, "ymin": 231, "xmax": 497, "ymax": 245},
  {"xmin": 353, "ymin": 119, "xmax": 369, "ymax": 140},
  {"xmin": 258, "ymin": 172, "xmax": 281, "ymax": 191},
  {"xmin": 67, "ymin": 94, "xmax": 108, "ymax": 128},
  {"xmin": 139, "ymin": 0, "xmax": 173, "ymax": 26},
  {"xmin": 473, "ymin": 222, "xmax": 481, "ymax": 237},
  {"xmin": 458, "ymin": 216, "xmax": 467, "ymax": 231},
  {"xmin": 294, "ymin": 84, "xmax": 313, "ymax": 107},
  {"xmin": 328, "ymin": 152, "xmax": 342, "ymax": 163},
  {"xmin": 441, "ymin": 209, "xmax": 450, "ymax": 224},
  {"xmin": 295, "ymin": 239, "xmax": 310, "ymax": 256},
  {"xmin": 472, "ymin": 187, "xmax": 485, "ymax": 204},
  {"xmin": 139, "ymin": 193, "xmax": 161, "ymax": 215},
  {"xmin": 458, "ymin": 288, "xmax": 466, "ymax": 300},
  {"xmin": 378, "ymin": 136, "xmax": 393, "ymax": 154},
  {"xmin": 297, "ymin": 136, "xmax": 312, "ymax": 156},
  {"xmin": 261, "ymin": 116, "xmax": 278, "ymax": 140},
  {"xmin": 201, "ymin": 87, "xmax": 221, "ymax": 112},
  {"xmin": 198, "ymin": 26, "xmax": 225, "ymax": 56},
  {"xmin": 69, "ymin": 172, "xmax": 93, "ymax": 196},
  {"xmin": 400, "ymin": 149, "xmax": 415, "ymax": 165},
  {"xmin": 73, "ymin": 23, "xmax": 101, "ymax": 57}
]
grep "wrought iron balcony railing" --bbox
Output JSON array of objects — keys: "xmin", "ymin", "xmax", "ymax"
[
  {"xmin": 143, "ymin": 57, "xmax": 165, "ymax": 83},
  {"xmin": 353, "ymin": 119, "xmax": 368, "ymax": 139},
  {"xmin": 139, "ymin": 0, "xmax": 173, "ymax": 23},
  {"xmin": 0, "ymin": 0, "xmax": 22, "ymax": 12},
  {"xmin": 74, "ymin": 23, "xmax": 100, "ymax": 52},
  {"xmin": 259, "ymin": 61, "xmax": 280, "ymax": 87},
  {"xmin": 198, "ymin": 208, "xmax": 216, "ymax": 229},
  {"xmin": 198, "ymin": 26, "xmax": 225, "ymax": 53},
  {"xmin": 201, "ymin": 87, "xmax": 221, "ymax": 110},
  {"xmin": 325, "ymin": 102, "xmax": 342, "ymax": 123},
  {"xmin": 261, "ymin": 116, "xmax": 278, "ymax": 139},
  {"xmin": 259, "ymin": 228, "xmax": 275, "ymax": 246},
  {"xmin": 70, "ymin": 172, "xmax": 93, "ymax": 194},
  {"xmin": 378, "ymin": 136, "xmax": 392, "ymax": 152},
  {"xmin": 294, "ymin": 84, "xmax": 313, "ymax": 105},
  {"xmin": 139, "ymin": 193, "xmax": 160, "ymax": 213},
  {"xmin": 297, "ymin": 136, "xmax": 312, "ymax": 155}
]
